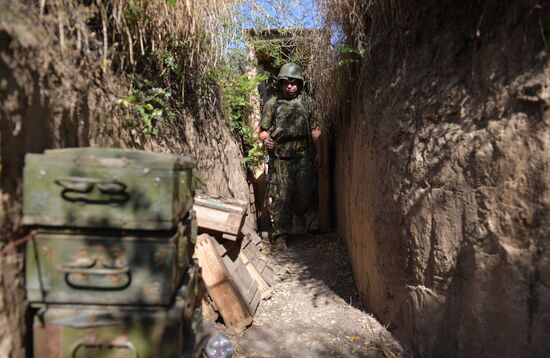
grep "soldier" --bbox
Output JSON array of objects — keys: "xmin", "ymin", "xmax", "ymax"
[{"xmin": 259, "ymin": 63, "xmax": 321, "ymax": 248}]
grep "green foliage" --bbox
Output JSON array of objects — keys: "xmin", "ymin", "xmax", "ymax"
[
  {"xmin": 252, "ymin": 40, "xmax": 283, "ymax": 68},
  {"xmin": 211, "ymin": 67, "xmax": 268, "ymax": 169},
  {"xmin": 249, "ymin": 34, "xmax": 312, "ymax": 95},
  {"xmin": 252, "ymin": 37, "xmax": 307, "ymax": 71},
  {"xmin": 124, "ymin": 4, "xmax": 148, "ymax": 22},
  {"xmin": 333, "ymin": 43, "xmax": 364, "ymax": 69},
  {"xmin": 119, "ymin": 76, "xmax": 175, "ymax": 135},
  {"xmin": 162, "ymin": 49, "xmax": 180, "ymax": 73}
]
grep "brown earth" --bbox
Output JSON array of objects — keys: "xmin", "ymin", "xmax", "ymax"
[
  {"xmin": 222, "ymin": 233, "xmax": 406, "ymax": 358},
  {"xmin": 0, "ymin": 7, "xmax": 248, "ymax": 356},
  {"xmin": 3, "ymin": 1, "xmax": 549, "ymax": 357},
  {"xmin": 334, "ymin": 1, "xmax": 550, "ymax": 357}
]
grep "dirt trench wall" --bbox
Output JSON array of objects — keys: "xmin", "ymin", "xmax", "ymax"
[
  {"xmin": 0, "ymin": 16, "xmax": 248, "ymax": 357},
  {"xmin": 335, "ymin": 1, "xmax": 550, "ymax": 356}
]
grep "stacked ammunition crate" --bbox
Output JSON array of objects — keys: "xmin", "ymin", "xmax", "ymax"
[
  {"xmin": 23, "ymin": 148, "xmax": 201, "ymax": 357},
  {"xmin": 193, "ymin": 193, "xmax": 274, "ymax": 331}
]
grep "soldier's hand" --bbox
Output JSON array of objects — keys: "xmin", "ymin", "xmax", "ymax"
[
  {"xmin": 311, "ymin": 126, "xmax": 321, "ymax": 142},
  {"xmin": 264, "ymin": 137, "xmax": 276, "ymax": 150}
]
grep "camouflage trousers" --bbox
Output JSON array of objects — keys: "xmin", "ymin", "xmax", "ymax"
[{"xmin": 269, "ymin": 155, "xmax": 316, "ymax": 238}]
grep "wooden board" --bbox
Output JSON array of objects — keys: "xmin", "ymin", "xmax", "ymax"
[
  {"xmin": 194, "ymin": 193, "xmax": 248, "ymax": 237},
  {"xmin": 211, "ymin": 238, "xmax": 262, "ymax": 316},
  {"xmin": 194, "ymin": 194, "xmax": 248, "ymax": 214},
  {"xmin": 194, "ymin": 234, "xmax": 252, "ymax": 330},
  {"xmin": 193, "ymin": 217, "xmax": 275, "ymax": 330},
  {"xmin": 239, "ymin": 251, "xmax": 273, "ymax": 300},
  {"xmin": 193, "ymin": 206, "xmax": 244, "ymax": 236},
  {"xmin": 241, "ymin": 233, "xmax": 275, "ymax": 286}
]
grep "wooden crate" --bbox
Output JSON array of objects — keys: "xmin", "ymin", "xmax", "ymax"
[
  {"xmin": 193, "ymin": 193, "xmax": 248, "ymax": 240},
  {"xmin": 241, "ymin": 224, "xmax": 275, "ymax": 289},
  {"xmin": 194, "ymin": 234, "xmax": 252, "ymax": 330},
  {"xmin": 212, "ymin": 239, "xmax": 262, "ymax": 316}
]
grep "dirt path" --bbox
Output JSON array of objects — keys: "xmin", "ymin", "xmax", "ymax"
[{"xmin": 220, "ymin": 233, "xmax": 405, "ymax": 357}]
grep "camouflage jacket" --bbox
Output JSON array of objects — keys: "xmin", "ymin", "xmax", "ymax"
[{"xmin": 260, "ymin": 93, "xmax": 318, "ymax": 158}]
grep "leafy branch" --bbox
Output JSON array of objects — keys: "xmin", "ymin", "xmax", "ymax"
[
  {"xmin": 211, "ymin": 67, "xmax": 268, "ymax": 169},
  {"xmin": 119, "ymin": 77, "xmax": 174, "ymax": 135}
]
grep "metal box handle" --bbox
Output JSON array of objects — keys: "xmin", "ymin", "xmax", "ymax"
[
  {"xmin": 55, "ymin": 177, "xmax": 96, "ymax": 193},
  {"xmin": 58, "ymin": 265, "xmax": 131, "ymax": 289},
  {"xmin": 55, "ymin": 176, "xmax": 128, "ymax": 203},
  {"xmin": 97, "ymin": 181, "xmax": 126, "ymax": 194},
  {"xmin": 71, "ymin": 337, "xmax": 138, "ymax": 358}
]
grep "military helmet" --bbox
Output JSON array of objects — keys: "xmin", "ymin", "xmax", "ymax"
[{"xmin": 277, "ymin": 63, "xmax": 304, "ymax": 82}]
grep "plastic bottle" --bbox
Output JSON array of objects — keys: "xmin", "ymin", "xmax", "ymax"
[{"xmin": 205, "ymin": 331, "xmax": 233, "ymax": 358}]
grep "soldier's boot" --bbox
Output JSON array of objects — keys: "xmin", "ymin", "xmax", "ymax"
[
  {"xmin": 291, "ymin": 214, "xmax": 306, "ymax": 234},
  {"xmin": 273, "ymin": 235, "xmax": 289, "ymax": 251}
]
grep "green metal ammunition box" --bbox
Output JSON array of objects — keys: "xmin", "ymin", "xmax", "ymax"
[
  {"xmin": 22, "ymin": 148, "xmax": 195, "ymax": 231},
  {"xmin": 32, "ymin": 267, "xmax": 202, "ymax": 358},
  {"xmin": 26, "ymin": 217, "xmax": 195, "ymax": 306}
]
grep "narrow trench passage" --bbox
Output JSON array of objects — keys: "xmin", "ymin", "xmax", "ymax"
[{"xmin": 218, "ymin": 233, "xmax": 404, "ymax": 357}]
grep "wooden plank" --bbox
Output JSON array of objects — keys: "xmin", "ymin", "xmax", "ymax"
[
  {"xmin": 224, "ymin": 255, "xmax": 261, "ymax": 315},
  {"xmin": 240, "ymin": 222, "xmax": 256, "ymax": 237},
  {"xmin": 241, "ymin": 235, "xmax": 274, "ymax": 286},
  {"xmin": 195, "ymin": 205, "xmax": 231, "ymax": 223},
  {"xmin": 194, "ymin": 234, "xmax": 252, "ymax": 330},
  {"xmin": 248, "ymin": 171, "xmax": 271, "ymax": 232},
  {"xmin": 241, "ymin": 221, "xmax": 265, "ymax": 251},
  {"xmin": 194, "ymin": 205, "xmax": 244, "ymax": 236},
  {"xmin": 250, "ymin": 233, "xmax": 262, "ymax": 245},
  {"xmin": 197, "ymin": 228, "xmax": 241, "ymax": 243},
  {"xmin": 194, "ymin": 235, "xmax": 225, "ymax": 282},
  {"xmin": 246, "ymin": 181, "xmax": 258, "ymax": 231},
  {"xmin": 211, "ymin": 237, "xmax": 261, "ymax": 316},
  {"xmin": 194, "ymin": 194, "xmax": 247, "ymax": 214},
  {"xmin": 255, "ymin": 258, "xmax": 275, "ymax": 286},
  {"xmin": 240, "ymin": 252, "xmax": 273, "ymax": 300},
  {"xmin": 222, "ymin": 233, "xmax": 238, "ymax": 242},
  {"xmin": 208, "ymin": 285, "xmax": 253, "ymax": 331}
]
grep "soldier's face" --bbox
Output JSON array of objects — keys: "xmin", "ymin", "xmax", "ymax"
[{"xmin": 281, "ymin": 79, "xmax": 299, "ymax": 98}]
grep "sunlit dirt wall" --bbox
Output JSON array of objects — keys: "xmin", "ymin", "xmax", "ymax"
[{"xmin": 335, "ymin": 1, "xmax": 550, "ymax": 356}]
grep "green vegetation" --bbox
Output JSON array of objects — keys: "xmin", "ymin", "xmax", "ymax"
[
  {"xmin": 211, "ymin": 66, "xmax": 268, "ymax": 169},
  {"xmin": 118, "ymin": 77, "xmax": 174, "ymax": 135},
  {"xmin": 34, "ymin": 0, "xmax": 356, "ymax": 152},
  {"xmin": 38, "ymin": 0, "xmax": 236, "ymax": 110},
  {"xmin": 249, "ymin": 37, "xmax": 311, "ymax": 101},
  {"xmin": 251, "ymin": 38, "xmax": 306, "ymax": 70},
  {"xmin": 333, "ymin": 43, "xmax": 364, "ymax": 68}
]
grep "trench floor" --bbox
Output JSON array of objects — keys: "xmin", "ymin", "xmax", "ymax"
[{"xmin": 216, "ymin": 233, "xmax": 405, "ymax": 358}]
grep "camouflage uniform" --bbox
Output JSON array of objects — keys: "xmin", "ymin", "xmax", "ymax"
[{"xmin": 261, "ymin": 93, "xmax": 317, "ymax": 238}]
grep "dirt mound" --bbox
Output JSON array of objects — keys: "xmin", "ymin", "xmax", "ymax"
[{"xmin": 334, "ymin": 1, "xmax": 550, "ymax": 356}]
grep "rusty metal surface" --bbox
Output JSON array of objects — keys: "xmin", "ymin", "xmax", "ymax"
[
  {"xmin": 30, "ymin": 266, "xmax": 202, "ymax": 357},
  {"xmin": 33, "ymin": 316, "xmax": 61, "ymax": 358}
]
